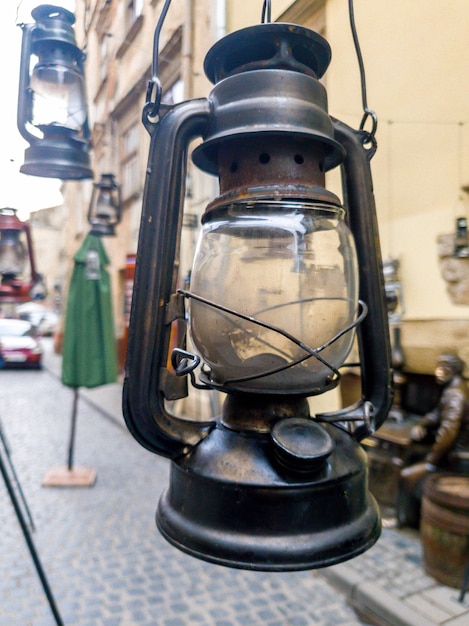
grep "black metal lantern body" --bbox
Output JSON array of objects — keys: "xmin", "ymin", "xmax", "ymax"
[
  {"xmin": 124, "ymin": 23, "xmax": 392, "ymax": 571},
  {"xmin": 88, "ymin": 174, "xmax": 122, "ymax": 236},
  {"xmin": 17, "ymin": 5, "xmax": 92, "ymax": 180},
  {"xmin": 0, "ymin": 208, "xmax": 41, "ymax": 303}
]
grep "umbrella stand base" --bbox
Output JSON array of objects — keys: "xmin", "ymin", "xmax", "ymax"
[{"xmin": 42, "ymin": 466, "xmax": 97, "ymax": 488}]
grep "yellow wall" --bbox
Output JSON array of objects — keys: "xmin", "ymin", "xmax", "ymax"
[
  {"xmin": 325, "ymin": 0, "xmax": 469, "ymax": 321},
  {"xmin": 226, "ymin": 0, "xmax": 293, "ymax": 31},
  {"xmin": 224, "ymin": 0, "xmax": 469, "ymax": 322}
]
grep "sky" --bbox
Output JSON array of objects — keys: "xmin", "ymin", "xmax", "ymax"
[{"xmin": 0, "ymin": 1, "xmax": 76, "ymax": 220}]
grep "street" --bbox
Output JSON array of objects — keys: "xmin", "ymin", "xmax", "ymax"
[{"xmin": 0, "ymin": 343, "xmax": 367, "ymax": 626}]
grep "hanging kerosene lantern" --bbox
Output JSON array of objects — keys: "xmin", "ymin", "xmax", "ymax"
[
  {"xmin": 17, "ymin": 4, "xmax": 93, "ymax": 180},
  {"xmin": 123, "ymin": 3, "xmax": 392, "ymax": 571},
  {"xmin": 87, "ymin": 174, "xmax": 122, "ymax": 237}
]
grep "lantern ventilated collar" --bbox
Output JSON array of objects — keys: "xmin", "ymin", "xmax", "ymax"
[{"xmin": 192, "ymin": 23, "xmax": 345, "ymax": 176}]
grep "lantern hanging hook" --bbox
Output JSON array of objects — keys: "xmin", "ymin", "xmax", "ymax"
[
  {"xmin": 261, "ymin": 1, "xmax": 272, "ymax": 23},
  {"xmin": 348, "ymin": 0, "xmax": 378, "ymax": 158},
  {"xmin": 144, "ymin": 0, "xmax": 173, "ymax": 124}
]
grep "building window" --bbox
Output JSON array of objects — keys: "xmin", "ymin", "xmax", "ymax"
[
  {"xmin": 100, "ymin": 35, "xmax": 108, "ymax": 82},
  {"xmin": 279, "ymin": 1, "xmax": 325, "ymax": 34},
  {"xmin": 159, "ymin": 29, "xmax": 184, "ymax": 105},
  {"xmin": 126, "ymin": 0, "xmax": 144, "ymax": 30},
  {"xmin": 161, "ymin": 78, "xmax": 184, "ymax": 106},
  {"xmin": 121, "ymin": 121, "xmax": 140, "ymax": 200},
  {"xmin": 113, "ymin": 27, "xmax": 182, "ymax": 207}
]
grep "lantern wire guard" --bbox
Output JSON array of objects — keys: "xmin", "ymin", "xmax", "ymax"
[
  {"xmin": 123, "ymin": 0, "xmax": 392, "ymax": 571},
  {"xmin": 175, "ymin": 290, "xmax": 368, "ymax": 392}
]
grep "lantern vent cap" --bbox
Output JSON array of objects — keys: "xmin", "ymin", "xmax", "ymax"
[
  {"xmin": 30, "ymin": 4, "xmax": 81, "ymax": 58},
  {"xmin": 204, "ymin": 23, "xmax": 331, "ymax": 84},
  {"xmin": 31, "ymin": 4, "xmax": 75, "ymax": 26}
]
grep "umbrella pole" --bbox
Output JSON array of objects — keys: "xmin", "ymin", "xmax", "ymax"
[{"xmin": 67, "ymin": 388, "xmax": 79, "ymax": 471}]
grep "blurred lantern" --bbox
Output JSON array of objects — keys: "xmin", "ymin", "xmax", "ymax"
[
  {"xmin": 383, "ymin": 258, "xmax": 406, "ymax": 421},
  {"xmin": 88, "ymin": 174, "xmax": 122, "ymax": 237},
  {"xmin": 454, "ymin": 217, "xmax": 469, "ymax": 258},
  {"xmin": 17, "ymin": 4, "xmax": 92, "ymax": 180},
  {"xmin": 383, "ymin": 258, "xmax": 405, "ymax": 325},
  {"xmin": 123, "ymin": 5, "xmax": 392, "ymax": 571},
  {"xmin": 0, "ymin": 208, "xmax": 45, "ymax": 303}
]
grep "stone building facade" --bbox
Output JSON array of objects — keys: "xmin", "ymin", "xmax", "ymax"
[{"xmin": 62, "ymin": 0, "xmax": 218, "ymax": 366}]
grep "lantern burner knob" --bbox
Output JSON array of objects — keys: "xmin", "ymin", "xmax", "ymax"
[{"xmin": 271, "ymin": 417, "xmax": 335, "ymax": 473}]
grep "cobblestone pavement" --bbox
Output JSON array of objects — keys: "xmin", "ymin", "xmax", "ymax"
[
  {"xmin": 324, "ymin": 523, "xmax": 469, "ymax": 626},
  {"xmin": 0, "ymin": 360, "xmax": 368, "ymax": 626}
]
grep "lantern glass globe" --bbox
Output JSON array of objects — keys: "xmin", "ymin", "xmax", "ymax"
[{"xmin": 189, "ymin": 200, "xmax": 359, "ymax": 395}]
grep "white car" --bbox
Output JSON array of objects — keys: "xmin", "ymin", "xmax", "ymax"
[
  {"xmin": 16, "ymin": 302, "xmax": 59, "ymax": 336},
  {"xmin": 0, "ymin": 318, "xmax": 43, "ymax": 369}
]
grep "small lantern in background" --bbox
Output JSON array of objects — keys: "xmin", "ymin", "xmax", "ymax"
[
  {"xmin": 88, "ymin": 174, "xmax": 122, "ymax": 237},
  {"xmin": 383, "ymin": 258, "xmax": 405, "ymax": 326},
  {"xmin": 454, "ymin": 217, "xmax": 469, "ymax": 258},
  {"xmin": 123, "ymin": 9, "xmax": 392, "ymax": 571},
  {"xmin": 383, "ymin": 258, "xmax": 406, "ymax": 422},
  {"xmin": 17, "ymin": 4, "xmax": 93, "ymax": 180},
  {"xmin": 0, "ymin": 208, "xmax": 44, "ymax": 303}
]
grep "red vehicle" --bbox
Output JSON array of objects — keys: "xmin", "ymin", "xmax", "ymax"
[
  {"xmin": 0, "ymin": 208, "xmax": 42, "ymax": 304},
  {"xmin": 0, "ymin": 318, "xmax": 43, "ymax": 369}
]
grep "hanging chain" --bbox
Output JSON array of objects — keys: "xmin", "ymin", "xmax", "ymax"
[
  {"xmin": 348, "ymin": 0, "xmax": 378, "ymax": 158},
  {"xmin": 261, "ymin": 1, "xmax": 272, "ymax": 23}
]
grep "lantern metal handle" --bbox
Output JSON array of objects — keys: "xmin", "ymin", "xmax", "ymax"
[
  {"xmin": 123, "ymin": 99, "xmax": 214, "ymax": 458},
  {"xmin": 17, "ymin": 23, "xmax": 36, "ymax": 145},
  {"xmin": 123, "ymin": 108, "xmax": 392, "ymax": 457},
  {"xmin": 316, "ymin": 119, "xmax": 393, "ymax": 440}
]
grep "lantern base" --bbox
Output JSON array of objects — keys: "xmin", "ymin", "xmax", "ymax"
[
  {"xmin": 156, "ymin": 422, "xmax": 380, "ymax": 571},
  {"xmin": 21, "ymin": 139, "xmax": 93, "ymax": 181}
]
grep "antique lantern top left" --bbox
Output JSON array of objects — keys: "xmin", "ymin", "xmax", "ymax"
[{"xmin": 17, "ymin": 4, "xmax": 93, "ymax": 180}]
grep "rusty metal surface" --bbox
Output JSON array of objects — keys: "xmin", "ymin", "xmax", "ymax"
[
  {"xmin": 205, "ymin": 135, "xmax": 341, "ymax": 213},
  {"xmin": 218, "ymin": 136, "xmax": 326, "ymax": 192}
]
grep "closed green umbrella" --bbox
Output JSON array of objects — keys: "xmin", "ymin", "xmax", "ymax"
[
  {"xmin": 62, "ymin": 233, "xmax": 118, "ymax": 388},
  {"xmin": 48, "ymin": 233, "xmax": 118, "ymax": 484}
]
